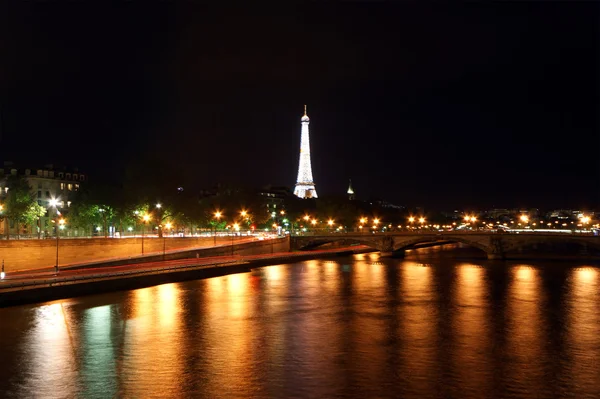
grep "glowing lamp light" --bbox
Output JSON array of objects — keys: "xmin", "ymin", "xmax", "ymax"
[
  {"xmin": 328, "ymin": 219, "xmax": 334, "ymax": 226},
  {"xmin": 165, "ymin": 222, "xmax": 172, "ymax": 229},
  {"xmin": 0, "ymin": 271, "xmax": 4, "ymax": 280},
  {"xmin": 49, "ymin": 198, "xmax": 59, "ymax": 207},
  {"xmin": 143, "ymin": 214, "xmax": 150, "ymax": 222},
  {"xmin": 360, "ymin": 217, "xmax": 367, "ymax": 224}
]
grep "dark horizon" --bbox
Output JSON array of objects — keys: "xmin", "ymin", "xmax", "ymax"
[{"xmin": 1, "ymin": 3, "xmax": 598, "ymax": 211}]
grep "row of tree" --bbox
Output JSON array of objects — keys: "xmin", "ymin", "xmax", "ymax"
[{"xmin": 3, "ymin": 175, "xmax": 426, "ymax": 239}]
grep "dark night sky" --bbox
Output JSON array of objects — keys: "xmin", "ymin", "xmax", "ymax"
[{"xmin": 1, "ymin": 2, "xmax": 598, "ymax": 211}]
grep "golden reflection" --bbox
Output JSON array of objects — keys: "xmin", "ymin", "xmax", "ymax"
[
  {"xmin": 322, "ymin": 260, "xmax": 339, "ymax": 292},
  {"xmin": 203, "ymin": 273, "xmax": 257, "ymax": 396},
  {"xmin": 346, "ymin": 257, "xmax": 388, "ymax": 384},
  {"xmin": 157, "ymin": 284, "xmax": 179, "ymax": 328},
  {"xmin": 23, "ymin": 303, "xmax": 78, "ymax": 398},
  {"xmin": 507, "ymin": 265, "xmax": 544, "ymax": 388},
  {"xmin": 399, "ymin": 262, "xmax": 437, "ymax": 394},
  {"xmin": 263, "ymin": 265, "xmax": 282, "ymax": 281},
  {"xmin": 126, "ymin": 284, "xmax": 184, "ymax": 397},
  {"xmin": 567, "ymin": 267, "xmax": 599, "ymax": 390},
  {"xmin": 227, "ymin": 273, "xmax": 248, "ymax": 319},
  {"xmin": 453, "ymin": 264, "xmax": 491, "ymax": 391}
]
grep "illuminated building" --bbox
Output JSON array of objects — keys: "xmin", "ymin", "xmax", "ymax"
[
  {"xmin": 0, "ymin": 162, "xmax": 85, "ymax": 237},
  {"xmin": 293, "ymin": 105, "xmax": 318, "ymax": 199}
]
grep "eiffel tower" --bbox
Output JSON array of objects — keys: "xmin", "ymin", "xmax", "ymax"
[{"xmin": 293, "ymin": 105, "xmax": 318, "ymax": 198}]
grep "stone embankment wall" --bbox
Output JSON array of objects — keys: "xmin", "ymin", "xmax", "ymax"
[{"xmin": 0, "ymin": 237, "xmax": 278, "ymax": 272}]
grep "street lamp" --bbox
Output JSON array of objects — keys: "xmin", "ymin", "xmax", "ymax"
[
  {"xmin": 141, "ymin": 214, "xmax": 150, "ymax": 255},
  {"xmin": 328, "ymin": 219, "xmax": 334, "ymax": 232},
  {"xmin": 214, "ymin": 211, "xmax": 222, "ymax": 246},
  {"xmin": 359, "ymin": 217, "xmax": 367, "ymax": 232},
  {"xmin": 373, "ymin": 218, "xmax": 380, "ymax": 232},
  {"xmin": 48, "ymin": 198, "xmax": 62, "ymax": 274}
]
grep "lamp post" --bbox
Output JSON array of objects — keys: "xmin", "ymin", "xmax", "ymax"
[
  {"xmin": 142, "ymin": 214, "xmax": 150, "ymax": 255},
  {"xmin": 214, "ymin": 211, "xmax": 222, "ymax": 246},
  {"xmin": 48, "ymin": 198, "xmax": 62, "ymax": 274}
]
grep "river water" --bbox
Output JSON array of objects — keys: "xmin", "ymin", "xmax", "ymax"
[{"xmin": 0, "ymin": 248, "xmax": 599, "ymax": 399}]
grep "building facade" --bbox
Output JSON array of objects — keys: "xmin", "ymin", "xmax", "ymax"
[{"xmin": 0, "ymin": 162, "xmax": 85, "ymax": 237}]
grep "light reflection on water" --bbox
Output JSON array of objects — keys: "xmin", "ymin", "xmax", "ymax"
[{"xmin": 0, "ymin": 254, "xmax": 599, "ymax": 399}]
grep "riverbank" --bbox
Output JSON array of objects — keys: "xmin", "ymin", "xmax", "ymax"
[{"xmin": 0, "ymin": 246, "xmax": 371, "ymax": 308}]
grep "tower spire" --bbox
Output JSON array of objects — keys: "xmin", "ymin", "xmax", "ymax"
[{"xmin": 304, "ymin": 104, "xmax": 307, "ymax": 116}]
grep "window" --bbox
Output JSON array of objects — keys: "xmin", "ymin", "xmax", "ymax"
[
  {"xmin": 66, "ymin": 173, "xmax": 71, "ymax": 179},
  {"xmin": 37, "ymin": 170, "xmax": 43, "ymax": 176},
  {"xmin": 43, "ymin": 171, "xmax": 48, "ymax": 177},
  {"xmin": 73, "ymin": 174, "xmax": 78, "ymax": 180},
  {"xmin": 74, "ymin": 184, "xmax": 79, "ymax": 191},
  {"xmin": 38, "ymin": 183, "xmax": 42, "ymax": 189},
  {"xmin": 60, "ymin": 183, "xmax": 65, "ymax": 190},
  {"xmin": 45, "ymin": 191, "xmax": 50, "ymax": 198},
  {"xmin": 37, "ymin": 191, "xmax": 41, "ymax": 199},
  {"xmin": 80, "ymin": 175, "xmax": 85, "ymax": 181},
  {"xmin": 58, "ymin": 172, "xmax": 64, "ymax": 179},
  {"xmin": 68, "ymin": 184, "xmax": 73, "ymax": 191},
  {"xmin": 67, "ymin": 201, "xmax": 71, "ymax": 207}
]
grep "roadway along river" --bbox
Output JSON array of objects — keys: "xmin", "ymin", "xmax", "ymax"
[{"xmin": 0, "ymin": 246, "xmax": 599, "ymax": 398}]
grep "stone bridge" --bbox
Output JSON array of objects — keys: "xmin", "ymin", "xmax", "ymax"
[{"xmin": 290, "ymin": 232, "xmax": 600, "ymax": 260}]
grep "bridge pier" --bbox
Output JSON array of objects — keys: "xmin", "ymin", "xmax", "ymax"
[{"xmin": 486, "ymin": 253, "xmax": 504, "ymax": 260}]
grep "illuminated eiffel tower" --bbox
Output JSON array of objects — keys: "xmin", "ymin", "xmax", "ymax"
[{"xmin": 293, "ymin": 105, "xmax": 318, "ymax": 198}]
